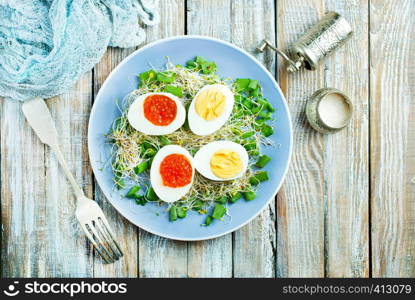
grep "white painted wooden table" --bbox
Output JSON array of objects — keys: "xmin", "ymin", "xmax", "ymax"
[{"xmin": 1, "ymin": 0, "xmax": 414, "ymax": 278}]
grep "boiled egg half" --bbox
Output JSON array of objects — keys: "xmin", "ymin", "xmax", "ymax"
[
  {"xmin": 188, "ymin": 84, "xmax": 234, "ymax": 136},
  {"xmin": 194, "ymin": 141, "xmax": 248, "ymax": 181},
  {"xmin": 150, "ymin": 145, "xmax": 194, "ymax": 202},
  {"xmin": 128, "ymin": 92, "xmax": 186, "ymax": 135}
]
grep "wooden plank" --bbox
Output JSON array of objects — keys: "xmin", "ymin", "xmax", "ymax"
[
  {"xmin": 93, "ymin": 48, "xmax": 139, "ymax": 277},
  {"xmin": 43, "ymin": 72, "xmax": 94, "ymax": 277},
  {"xmin": 323, "ymin": 1, "xmax": 369, "ymax": 277},
  {"xmin": 1, "ymin": 73, "xmax": 95, "ymax": 277},
  {"xmin": 370, "ymin": 0, "xmax": 415, "ymax": 277},
  {"xmin": 139, "ymin": 231, "xmax": 187, "ymax": 278},
  {"xmin": 186, "ymin": 0, "xmax": 233, "ymax": 278},
  {"xmin": 276, "ymin": 0, "xmax": 326, "ymax": 277},
  {"xmin": 138, "ymin": 0, "xmax": 188, "ymax": 278},
  {"xmin": 230, "ymin": 0, "xmax": 276, "ymax": 278},
  {"xmin": 1, "ymin": 99, "xmax": 48, "ymax": 277}
]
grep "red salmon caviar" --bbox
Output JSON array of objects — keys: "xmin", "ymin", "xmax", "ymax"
[
  {"xmin": 144, "ymin": 94, "xmax": 177, "ymax": 126},
  {"xmin": 160, "ymin": 154, "xmax": 193, "ymax": 188}
]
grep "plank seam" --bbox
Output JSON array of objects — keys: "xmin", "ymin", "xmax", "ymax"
[
  {"xmin": 184, "ymin": 0, "xmax": 189, "ymax": 278},
  {"xmin": 184, "ymin": 0, "xmax": 188, "ymax": 35},
  {"xmin": 91, "ymin": 66, "xmax": 97, "ymax": 277},
  {"xmin": 367, "ymin": 0, "xmax": 373, "ymax": 279},
  {"xmin": 0, "ymin": 101, "xmax": 2, "ymax": 277},
  {"xmin": 273, "ymin": 0, "xmax": 278, "ymax": 279}
]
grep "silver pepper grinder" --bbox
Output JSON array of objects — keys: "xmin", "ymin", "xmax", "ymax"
[{"xmin": 257, "ymin": 11, "xmax": 353, "ymax": 72}]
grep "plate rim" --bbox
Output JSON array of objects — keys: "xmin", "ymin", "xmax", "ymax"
[{"xmin": 88, "ymin": 35, "xmax": 293, "ymax": 241}]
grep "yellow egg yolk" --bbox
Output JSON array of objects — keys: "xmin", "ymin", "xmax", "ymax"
[
  {"xmin": 210, "ymin": 149, "xmax": 243, "ymax": 179},
  {"xmin": 195, "ymin": 87, "xmax": 226, "ymax": 120}
]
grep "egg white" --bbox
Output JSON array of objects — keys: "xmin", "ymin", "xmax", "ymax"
[
  {"xmin": 127, "ymin": 92, "xmax": 186, "ymax": 136},
  {"xmin": 150, "ymin": 145, "xmax": 194, "ymax": 203},
  {"xmin": 188, "ymin": 84, "xmax": 234, "ymax": 136},
  {"xmin": 194, "ymin": 141, "xmax": 248, "ymax": 181}
]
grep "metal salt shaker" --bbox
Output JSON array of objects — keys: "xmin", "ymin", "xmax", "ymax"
[
  {"xmin": 306, "ymin": 88, "xmax": 353, "ymax": 134},
  {"xmin": 257, "ymin": 11, "xmax": 353, "ymax": 72}
]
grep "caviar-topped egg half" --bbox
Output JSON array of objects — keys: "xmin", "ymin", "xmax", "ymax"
[
  {"xmin": 188, "ymin": 84, "xmax": 234, "ymax": 136},
  {"xmin": 194, "ymin": 141, "xmax": 248, "ymax": 181},
  {"xmin": 150, "ymin": 145, "xmax": 194, "ymax": 202},
  {"xmin": 128, "ymin": 92, "xmax": 186, "ymax": 135}
]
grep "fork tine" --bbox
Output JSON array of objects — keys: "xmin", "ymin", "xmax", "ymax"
[
  {"xmin": 87, "ymin": 223, "xmax": 117, "ymax": 263},
  {"xmin": 98, "ymin": 217, "xmax": 124, "ymax": 258},
  {"xmin": 94, "ymin": 219, "xmax": 123, "ymax": 261},
  {"xmin": 80, "ymin": 223, "xmax": 113, "ymax": 264}
]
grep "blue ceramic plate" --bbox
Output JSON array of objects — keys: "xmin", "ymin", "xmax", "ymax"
[{"xmin": 88, "ymin": 36, "xmax": 292, "ymax": 241}]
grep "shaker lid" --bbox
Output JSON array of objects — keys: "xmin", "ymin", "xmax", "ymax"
[{"xmin": 306, "ymin": 88, "xmax": 353, "ymax": 134}]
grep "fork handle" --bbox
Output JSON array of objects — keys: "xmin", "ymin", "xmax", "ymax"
[
  {"xmin": 50, "ymin": 144, "xmax": 85, "ymax": 199},
  {"xmin": 21, "ymin": 98, "xmax": 85, "ymax": 200}
]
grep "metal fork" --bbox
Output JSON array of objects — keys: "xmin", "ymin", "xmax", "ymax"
[{"xmin": 22, "ymin": 97, "xmax": 123, "ymax": 263}]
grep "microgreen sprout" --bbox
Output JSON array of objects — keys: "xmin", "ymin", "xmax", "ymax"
[{"xmin": 107, "ymin": 57, "xmax": 276, "ymax": 223}]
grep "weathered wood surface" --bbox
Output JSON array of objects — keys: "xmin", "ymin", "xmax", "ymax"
[
  {"xmin": 1, "ymin": 0, "xmax": 414, "ymax": 278},
  {"xmin": 1, "ymin": 99, "xmax": 48, "ymax": 277},
  {"xmin": 370, "ymin": 0, "xmax": 415, "ymax": 277},
  {"xmin": 230, "ymin": 0, "xmax": 276, "ymax": 278},
  {"xmin": 186, "ymin": 0, "xmax": 233, "ymax": 278},
  {"xmin": 138, "ymin": 0, "xmax": 188, "ymax": 278},
  {"xmin": 1, "ymin": 72, "xmax": 94, "ymax": 277},
  {"xmin": 93, "ymin": 49, "xmax": 139, "ymax": 278},
  {"xmin": 45, "ymin": 74, "xmax": 95, "ymax": 277},
  {"xmin": 323, "ymin": 0, "xmax": 369, "ymax": 278},
  {"xmin": 276, "ymin": 0, "xmax": 370, "ymax": 278},
  {"xmin": 276, "ymin": 0, "xmax": 326, "ymax": 277}
]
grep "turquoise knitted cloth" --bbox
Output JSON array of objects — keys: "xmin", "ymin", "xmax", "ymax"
[{"xmin": 0, "ymin": 0, "xmax": 159, "ymax": 102}]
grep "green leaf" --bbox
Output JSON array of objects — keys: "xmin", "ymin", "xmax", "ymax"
[
  {"xmin": 250, "ymin": 150, "xmax": 260, "ymax": 157},
  {"xmin": 243, "ymin": 191, "xmax": 256, "ymax": 201},
  {"xmin": 138, "ymin": 70, "xmax": 157, "ymax": 86},
  {"xmin": 156, "ymin": 71, "xmax": 176, "ymax": 83},
  {"xmin": 145, "ymin": 187, "xmax": 159, "ymax": 201},
  {"xmin": 241, "ymin": 131, "xmax": 255, "ymax": 139},
  {"xmin": 169, "ymin": 206, "xmax": 178, "ymax": 221},
  {"xmin": 142, "ymin": 140, "xmax": 153, "ymax": 149},
  {"xmin": 204, "ymin": 215, "xmax": 213, "ymax": 226},
  {"xmin": 259, "ymin": 111, "xmax": 272, "ymax": 120},
  {"xmin": 249, "ymin": 176, "xmax": 260, "ymax": 186},
  {"xmin": 115, "ymin": 178, "xmax": 125, "ymax": 190},
  {"xmin": 126, "ymin": 186, "xmax": 141, "ymax": 198},
  {"xmin": 186, "ymin": 60, "xmax": 197, "ymax": 69},
  {"xmin": 143, "ymin": 148, "xmax": 157, "ymax": 158},
  {"xmin": 192, "ymin": 200, "xmax": 204, "ymax": 211},
  {"xmin": 261, "ymin": 125, "xmax": 274, "ymax": 137},
  {"xmin": 212, "ymin": 204, "xmax": 226, "ymax": 220},
  {"xmin": 134, "ymin": 161, "xmax": 149, "ymax": 174},
  {"xmin": 244, "ymin": 142, "xmax": 257, "ymax": 151},
  {"xmin": 257, "ymin": 98, "xmax": 269, "ymax": 107},
  {"xmin": 251, "ymin": 87, "xmax": 260, "ymax": 97},
  {"xmin": 200, "ymin": 61, "xmax": 217, "ymax": 74},
  {"xmin": 215, "ymin": 196, "xmax": 229, "ymax": 205},
  {"xmin": 195, "ymin": 56, "xmax": 207, "ymax": 64},
  {"xmin": 229, "ymin": 192, "xmax": 242, "ymax": 203},
  {"xmin": 242, "ymin": 99, "xmax": 253, "ymax": 109},
  {"xmin": 158, "ymin": 136, "xmax": 172, "ymax": 146},
  {"xmin": 255, "ymin": 171, "xmax": 269, "ymax": 182},
  {"xmin": 177, "ymin": 207, "xmax": 187, "ymax": 219},
  {"xmin": 235, "ymin": 78, "xmax": 250, "ymax": 91},
  {"xmin": 248, "ymin": 79, "xmax": 259, "ymax": 90},
  {"xmin": 186, "ymin": 56, "xmax": 217, "ymax": 74},
  {"xmin": 164, "ymin": 85, "xmax": 183, "ymax": 97},
  {"xmin": 256, "ymin": 155, "xmax": 271, "ymax": 168},
  {"xmin": 135, "ymin": 197, "xmax": 147, "ymax": 206},
  {"xmin": 266, "ymin": 102, "xmax": 275, "ymax": 112}
]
